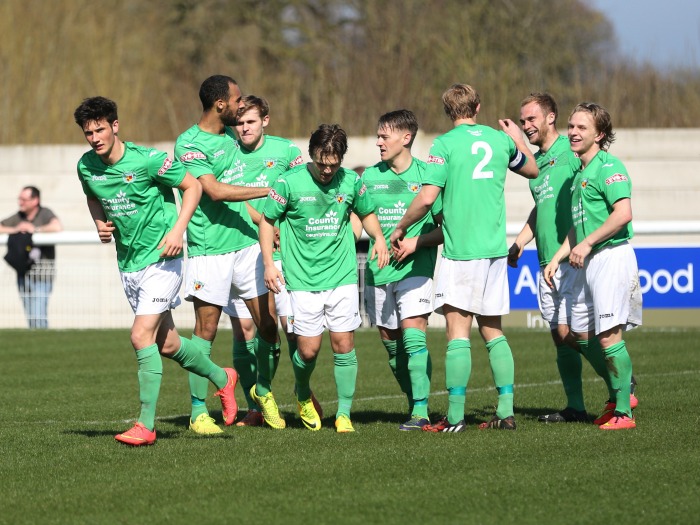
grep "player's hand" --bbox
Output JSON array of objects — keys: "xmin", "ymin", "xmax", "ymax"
[
  {"xmin": 569, "ymin": 241, "xmax": 592, "ymax": 269},
  {"xmin": 389, "ymin": 228, "xmax": 405, "ymax": 251},
  {"xmin": 158, "ymin": 229, "xmax": 184, "ymax": 257},
  {"xmin": 498, "ymin": 118, "xmax": 523, "ymax": 141},
  {"xmin": 371, "ymin": 237, "xmax": 390, "ymax": 269},
  {"xmin": 543, "ymin": 260, "xmax": 559, "ymax": 289},
  {"xmin": 264, "ymin": 264, "xmax": 285, "ymax": 294},
  {"xmin": 273, "ymin": 226, "xmax": 281, "ymax": 252},
  {"xmin": 392, "ymin": 236, "xmax": 417, "ymax": 263},
  {"xmin": 96, "ymin": 221, "xmax": 115, "ymax": 244},
  {"xmin": 507, "ymin": 242, "xmax": 523, "ymax": 268}
]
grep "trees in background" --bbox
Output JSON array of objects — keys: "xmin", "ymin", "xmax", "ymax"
[{"xmin": 2, "ymin": 0, "xmax": 698, "ymax": 143}]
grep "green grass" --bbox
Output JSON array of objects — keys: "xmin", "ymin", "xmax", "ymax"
[{"xmin": 1, "ymin": 328, "xmax": 699, "ymax": 525}]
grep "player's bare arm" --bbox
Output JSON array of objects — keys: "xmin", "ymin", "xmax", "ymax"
[
  {"xmin": 245, "ymin": 201, "xmax": 263, "ymax": 225},
  {"xmin": 359, "ymin": 212, "xmax": 390, "ymax": 269},
  {"xmin": 569, "ymin": 198, "xmax": 632, "ymax": 269},
  {"xmin": 393, "ymin": 222, "xmax": 444, "ymax": 263},
  {"xmin": 198, "ymin": 173, "xmax": 270, "ymax": 202},
  {"xmin": 259, "ymin": 214, "xmax": 284, "ymax": 293},
  {"xmin": 86, "ymin": 196, "xmax": 114, "ymax": 244},
  {"xmin": 390, "ymin": 184, "xmax": 441, "ymax": 248},
  {"xmin": 543, "ymin": 229, "xmax": 575, "ymax": 287},
  {"xmin": 349, "ymin": 211, "xmax": 363, "ymax": 242},
  {"xmin": 158, "ymin": 173, "xmax": 202, "ymax": 257},
  {"xmin": 499, "ymin": 118, "xmax": 538, "ymax": 179},
  {"xmin": 508, "ymin": 206, "xmax": 537, "ymax": 268}
]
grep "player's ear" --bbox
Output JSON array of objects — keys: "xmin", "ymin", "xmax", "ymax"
[
  {"xmin": 112, "ymin": 120, "xmax": 119, "ymax": 134},
  {"xmin": 262, "ymin": 115, "xmax": 270, "ymax": 128},
  {"xmin": 547, "ymin": 113, "xmax": 555, "ymax": 125}
]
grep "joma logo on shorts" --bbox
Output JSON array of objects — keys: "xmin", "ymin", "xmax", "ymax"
[
  {"xmin": 599, "ymin": 313, "xmax": 614, "ymax": 319},
  {"xmin": 152, "ymin": 298, "xmax": 169, "ymax": 303},
  {"xmin": 419, "ymin": 298, "xmax": 430, "ymax": 303}
]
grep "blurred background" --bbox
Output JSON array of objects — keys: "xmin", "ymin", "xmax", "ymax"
[{"xmin": 2, "ymin": 0, "xmax": 699, "ymax": 144}]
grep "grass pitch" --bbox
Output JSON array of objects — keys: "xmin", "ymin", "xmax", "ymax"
[{"xmin": 1, "ymin": 327, "xmax": 698, "ymax": 525}]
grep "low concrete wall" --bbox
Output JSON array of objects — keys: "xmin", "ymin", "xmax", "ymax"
[{"xmin": 2, "ymin": 129, "xmax": 699, "ymax": 236}]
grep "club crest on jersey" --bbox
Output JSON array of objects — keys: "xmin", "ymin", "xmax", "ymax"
[
  {"xmin": 335, "ymin": 193, "xmax": 348, "ymax": 204},
  {"xmin": 407, "ymin": 182, "xmax": 422, "ymax": 193},
  {"xmin": 122, "ymin": 171, "xmax": 136, "ymax": 183},
  {"xmin": 193, "ymin": 281, "xmax": 204, "ymax": 291},
  {"xmin": 264, "ymin": 159, "xmax": 277, "ymax": 169},
  {"xmin": 581, "ymin": 179, "xmax": 588, "ymax": 188},
  {"xmin": 549, "ymin": 157, "xmax": 558, "ymax": 167},
  {"xmin": 605, "ymin": 173, "xmax": 628, "ymax": 185}
]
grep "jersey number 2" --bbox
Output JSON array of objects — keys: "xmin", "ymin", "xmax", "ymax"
[{"xmin": 471, "ymin": 141, "xmax": 493, "ymax": 179}]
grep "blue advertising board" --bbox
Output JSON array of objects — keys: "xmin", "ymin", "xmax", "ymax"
[{"xmin": 508, "ymin": 245, "xmax": 698, "ymax": 309}]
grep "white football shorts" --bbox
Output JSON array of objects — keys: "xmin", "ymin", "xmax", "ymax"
[
  {"xmin": 434, "ymin": 256, "xmax": 509, "ymax": 316},
  {"xmin": 585, "ymin": 242, "xmax": 643, "ymax": 335},
  {"xmin": 289, "ymin": 284, "xmax": 361, "ymax": 337},
  {"xmin": 121, "ymin": 258, "xmax": 183, "ymax": 315},
  {"xmin": 364, "ymin": 276, "xmax": 433, "ymax": 330}
]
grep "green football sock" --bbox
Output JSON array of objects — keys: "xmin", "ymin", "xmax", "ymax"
[
  {"xmin": 555, "ymin": 344, "xmax": 585, "ymax": 412},
  {"xmin": 233, "ymin": 338, "xmax": 258, "ymax": 409},
  {"xmin": 287, "ymin": 336, "xmax": 298, "ymax": 362},
  {"xmin": 254, "ymin": 333, "xmax": 279, "ymax": 396},
  {"xmin": 486, "ymin": 336, "xmax": 515, "ymax": 419},
  {"xmin": 170, "ymin": 336, "xmax": 227, "ymax": 389},
  {"xmin": 446, "ymin": 338, "xmax": 471, "ymax": 425},
  {"xmin": 604, "ymin": 341, "xmax": 633, "ymax": 417},
  {"xmin": 382, "ymin": 338, "xmax": 413, "ymax": 410},
  {"xmin": 292, "ymin": 350, "xmax": 317, "ymax": 401},
  {"xmin": 187, "ymin": 335, "xmax": 212, "ymax": 420},
  {"xmin": 579, "ymin": 337, "xmax": 616, "ymax": 400},
  {"xmin": 334, "ymin": 349, "xmax": 358, "ymax": 419},
  {"xmin": 135, "ymin": 343, "xmax": 163, "ymax": 431},
  {"xmin": 404, "ymin": 328, "xmax": 430, "ymax": 418}
]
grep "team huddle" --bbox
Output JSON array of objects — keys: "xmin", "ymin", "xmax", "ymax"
[{"xmin": 73, "ymin": 76, "xmax": 641, "ymax": 446}]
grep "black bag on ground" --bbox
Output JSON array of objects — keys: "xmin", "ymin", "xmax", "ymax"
[{"xmin": 4, "ymin": 232, "xmax": 34, "ymax": 274}]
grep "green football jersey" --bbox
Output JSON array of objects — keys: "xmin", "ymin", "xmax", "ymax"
[
  {"xmin": 175, "ymin": 125, "xmax": 258, "ymax": 257},
  {"xmin": 530, "ymin": 135, "xmax": 580, "ymax": 266},
  {"xmin": 263, "ymin": 165, "xmax": 375, "ymax": 291},
  {"xmin": 424, "ymin": 123, "xmax": 526, "ymax": 261},
  {"xmin": 77, "ymin": 142, "xmax": 186, "ymax": 272},
  {"xmin": 235, "ymin": 135, "xmax": 303, "ymax": 261},
  {"xmin": 362, "ymin": 158, "xmax": 442, "ymax": 286},
  {"xmin": 571, "ymin": 150, "xmax": 633, "ymax": 252}
]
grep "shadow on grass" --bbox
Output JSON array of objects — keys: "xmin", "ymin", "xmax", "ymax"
[{"xmin": 64, "ymin": 428, "xmax": 175, "ymax": 439}]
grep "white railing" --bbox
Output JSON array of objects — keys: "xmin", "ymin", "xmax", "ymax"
[{"xmin": 1, "ymin": 222, "xmax": 699, "ymax": 330}]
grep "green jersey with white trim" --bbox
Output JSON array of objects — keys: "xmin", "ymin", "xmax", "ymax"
[
  {"xmin": 263, "ymin": 165, "xmax": 375, "ymax": 291},
  {"xmin": 530, "ymin": 135, "xmax": 580, "ymax": 266},
  {"xmin": 362, "ymin": 158, "xmax": 442, "ymax": 286},
  {"xmin": 175, "ymin": 125, "xmax": 258, "ymax": 257},
  {"xmin": 571, "ymin": 150, "xmax": 633, "ymax": 252},
  {"xmin": 235, "ymin": 135, "xmax": 303, "ymax": 261},
  {"xmin": 77, "ymin": 142, "xmax": 186, "ymax": 272},
  {"xmin": 424, "ymin": 123, "xmax": 526, "ymax": 260}
]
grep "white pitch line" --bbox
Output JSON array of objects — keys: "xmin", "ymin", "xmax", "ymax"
[{"xmin": 41, "ymin": 369, "xmax": 700, "ymax": 426}]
